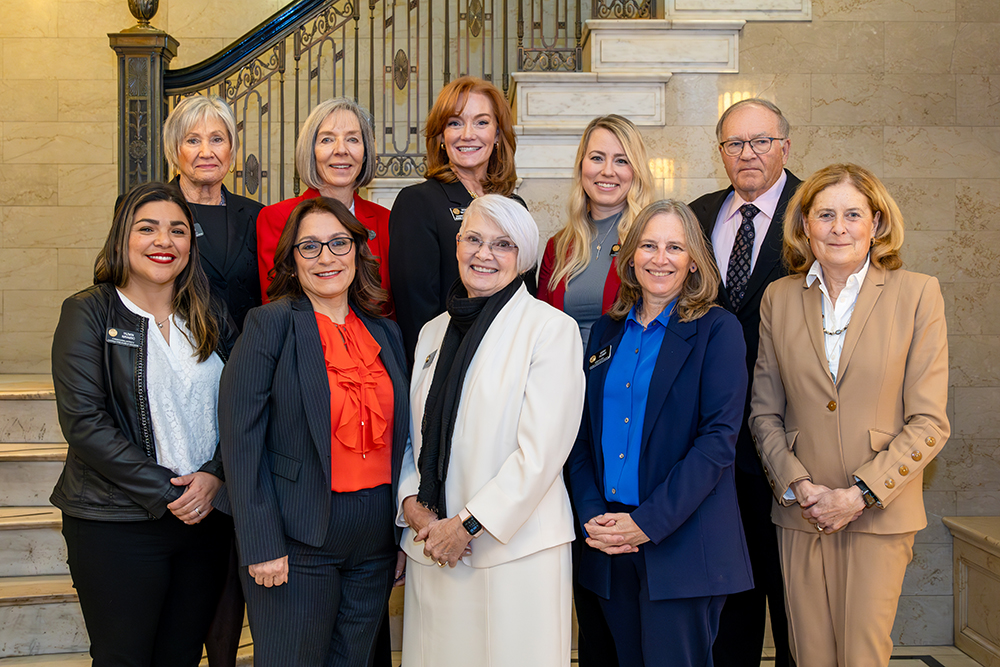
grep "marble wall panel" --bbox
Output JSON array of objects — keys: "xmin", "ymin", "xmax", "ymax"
[
  {"xmin": 57, "ymin": 248, "xmax": 96, "ymax": 293},
  {"xmin": 663, "ymin": 73, "xmax": 812, "ymax": 128},
  {"xmin": 2, "ymin": 206, "xmax": 109, "ymax": 249},
  {"xmin": 884, "ymin": 127, "xmax": 1000, "ymax": 179},
  {"xmin": 0, "ymin": 250, "xmax": 58, "ymax": 291},
  {"xmin": 2, "ymin": 121, "xmax": 113, "ymax": 165},
  {"xmin": 904, "ymin": 230, "xmax": 1000, "ymax": 283},
  {"xmin": 882, "ymin": 178, "xmax": 956, "ymax": 232},
  {"xmin": 58, "ymin": 0, "xmax": 133, "ymax": 38},
  {"xmin": 917, "ymin": 491, "xmax": 958, "ymax": 545},
  {"xmin": 944, "ymin": 283, "xmax": 1000, "ymax": 336},
  {"xmin": 515, "ymin": 178, "xmax": 573, "ymax": 243},
  {"xmin": 813, "ymin": 0, "xmax": 955, "ymax": 21},
  {"xmin": 0, "ymin": 0, "xmax": 58, "ymax": 38},
  {"xmin": 170, "ymin": 38, "xmax": 234, "ymax": 69},
  {"xmin": 2, "ymin": 38, "xmax": 117, "ymax": 80},
  {"xmin": 57, "ymin": 164, "xmax": 116, "ymax": 209},
  {"xmin": 951, "ymin": 23, "xmax": 1000, "ymax": 75},
  {"xmin": 892, "ymin": 595, "xmax": 954, "ymax": 645},
  {"xmin": 640, "ymin": 125, "xmax": 723, "ymax": 181},
  {"xmin": 0, "ymin": 81, "xmax": 58, "ymax": 123},
  {"xmin": 950, "ymin": 335, "xmax": 1000, "ymax": 387},
  {"xmin": 955, "ymin": 180, "xmax": 1000, "ymax": 231},
  {"xmin": 924, "ymin": 439, "xmax": 1000, "ymax": 491},
  {"xmin": 810, "ymin": 74, "xmax": 883, "ymax": 126},
  {"xmin": 58, "ymin": 80, "xmax": 116, "ymax": 123},
  {"xmin": 166, "ymin": 0, "xmax": 281, "ymax": 40},
  {"xmin": 902, "ymin": 544, "xmax": 953, "ymax": 596},
  {"xmin": 0, "ymin": 166, "xmax": 58, "ymax": 207},
  {"xmin": 787, "ymin": 125, "xmax": 883, "ymax": 176},
  {"xmin": 0, "ymin": 332, "xmax": 54, "ymax": 374},
  {"xmin": 956, "ymin": 75, "xmax": 1000, "ymax": 126},
  {"xmin": 882, "ymin": 75, "xmax": 957, "ymax": 126},
  {"xmin": 3, "ymin": 291, "xmax": 68, "ymax": 333},
  {"xmin": 954, "ymin": 390, "xmax": 1000, "ymax": 438},
  {"xmin": 739, "ymin": 21, "xmax": 883, "ymax": 75},
  {"xmin": 660, "ymin": 178, "xmax": 730, "ymax": 203},
  {"xmin": 885, "ymin": 23, "xmax": 960, "ymax": 75},
  {"xmin": 956, "ymin": 491, "xmax": 1000, "ymax": 515},
  {"xmin": 957, "ymin": 0, "xmax": 1000, "ymax": 22}
]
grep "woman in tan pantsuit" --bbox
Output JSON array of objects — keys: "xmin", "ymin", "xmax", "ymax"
[{"xmin": 750, "ymin": 163, "xmax": 949, "ymax": 667}]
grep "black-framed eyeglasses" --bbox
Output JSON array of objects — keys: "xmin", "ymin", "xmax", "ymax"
[
  {"xmin": 294, "ymin": 237, "xmax": 354, "ymax": 259},
  {"xmin": 719, "ymin": 137, "xmax": 786, "ymax": 157},
  {"xmin": 456, "ymin": 233, "xmax": 518, "ymax": 255}
]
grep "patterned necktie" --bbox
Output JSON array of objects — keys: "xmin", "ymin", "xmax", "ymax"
[{"xmin": 726, "ymin": 203, "xmax": 760, "ymax": 310}]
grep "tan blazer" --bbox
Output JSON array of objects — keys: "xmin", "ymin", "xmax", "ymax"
[{"xmin": 750, "ymin": 265, "xmax": 949, "ymax": 534}]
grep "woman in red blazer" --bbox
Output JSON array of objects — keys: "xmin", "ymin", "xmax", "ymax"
[
  {"xmin": 256, "ymin": 98, "xmax": 392, "ymax": 314},
  {"xmin": 537, "ymin": 115, "xmax": 654, "ymax": 350}
]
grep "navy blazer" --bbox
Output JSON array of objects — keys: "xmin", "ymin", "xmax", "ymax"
[
  {"xmin": 689, "ymin": 170, "xmax": 801, "ymax": 474},
  {"xmin": 566, "ymin": 306, "xmax": 754, "ymax": 601},
  {"xmin": 216, "ymin": 296, "xmax": 409, "ymax": 567}
]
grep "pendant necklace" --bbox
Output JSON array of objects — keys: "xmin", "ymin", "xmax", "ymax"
[
  {"xmin": 156, "ymin": 314, "xmax": 171, "ymax": 330},
  {"xmin": 594, "ymin": 214, "xmax": 620, "ymax": 257}
]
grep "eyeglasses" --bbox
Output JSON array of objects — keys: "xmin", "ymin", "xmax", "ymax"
[
  {"xmin": 294, "ymin": 237, "xmax": 354, "ymax": 259},
  {"xmin": 456, "ymin": 233, "xmax": 518, "ymax": 255},
  {"xmin": 719, "ymin": 137, "xmax": 786, "ymax": 157}
]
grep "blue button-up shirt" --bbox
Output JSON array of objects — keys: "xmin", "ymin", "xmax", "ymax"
[{"xmin": 600, "ymin": 303, "xmax": 673, "ymax": 506}]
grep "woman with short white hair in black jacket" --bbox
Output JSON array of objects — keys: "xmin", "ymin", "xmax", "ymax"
[{"xmin": 50, "ymin": 181, "xmax": 237, "ymax": 667}]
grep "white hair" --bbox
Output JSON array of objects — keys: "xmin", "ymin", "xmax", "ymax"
[{"xmin": 462, "ymin": 195, "xmax": 539, "ymax": 274}]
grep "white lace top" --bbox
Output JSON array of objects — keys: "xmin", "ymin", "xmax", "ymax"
[{"xmin": 117, "ymin": 290, "xmax": 224, "ymax": 476}]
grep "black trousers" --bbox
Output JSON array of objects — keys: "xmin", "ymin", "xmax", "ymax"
[
  {"xmin": 572, "ymin": 536, "xmax": 619, "ymax": 667},
  {"xmin": 598, "ymin": 546, "xmax": 725, "ymax": 667},
  {"xmin": 241, "ymin": 484, "xmax": 397, "ymax": 667},
  {"xmin": 713, "ymin": 468, "xmax": 794, "ymax": 667},
  {"xmin": 204, "ymin": 520, "xmax": 246, "ymax": 667},
  {"xmin": 62, "ymin": 510, "xmax": 230, "ymax": 667}
]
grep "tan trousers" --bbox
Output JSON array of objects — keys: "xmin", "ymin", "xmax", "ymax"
[{"xmin": 777, "ymin": 527, "xmax": 915, "ymax": 667}]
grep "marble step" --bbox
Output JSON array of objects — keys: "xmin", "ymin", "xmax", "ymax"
[
  {"xmin": 0, "ymin": 378, "xmax": 62, "ymax": 446},
  {"xmin": 0, "ymin": 445, "xmax": 65, "ymax": 507},
  {"xmin": 0, "ymin": 509, "xmax": 66, "ymax": 578},
  {"xmin": 0, "ymin": 576, "xmax": 87, "ymax": 658}
]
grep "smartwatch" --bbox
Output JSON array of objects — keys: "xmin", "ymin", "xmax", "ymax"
[{"xmin": 459, "ymin": 508, "xmax": 484, "ymax": 537}]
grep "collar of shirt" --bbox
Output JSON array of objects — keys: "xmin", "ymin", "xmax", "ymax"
[
  {"xmin": 713, "ymin": 170, "xmax": 788, "ymax": 281},
  {"xmin": 626, "ymin": 300, "xmax": 675, "ymax": 331},
  {"xmin": 721, "ymin": 169, "xmax": 787, "ymax": 228},
  {"xmin": 805, "ymin": 256, "xmax": 871, "ymax": 381},
  {"xmin": 805, "ymin": 255, "xmax": 871, "ymax": 301}
]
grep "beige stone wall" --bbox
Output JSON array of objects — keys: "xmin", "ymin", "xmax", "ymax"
[
  {"xmin": 522, "ymin": 0, "xmax": 1000, "ymax": 646},
  {"xmin": 1, "ymin": 0, "xmax": 998, "ymax": 647}
]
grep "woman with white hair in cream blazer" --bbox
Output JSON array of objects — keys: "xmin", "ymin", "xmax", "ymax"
[{"xmin": 397, "ymin": 194, "xmax": 585, "ymax": 667}]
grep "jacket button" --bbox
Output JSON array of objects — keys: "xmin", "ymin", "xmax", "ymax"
[
  {"xmin": 619, "ymin": 453, "xmax": 625, "ymax": 459},
  {"xmin": 624, "ymin": 417, "xmax": 629, "ymax": 424},
  {"xmin": 926, "ymin": 436, "xmax": 936, "ymax": 447},
  {"xmin": 898, "ymin": 465, "xmax": 909, "ymax": 476},
  {"xmin": 884, "ymin": 478, "xmax": 895, "ymax": 489},
  {"xmin": 827, "ymin": 401, "xmax": 837, "ymax": 411},
  {"xmin": 911, "ymin": 451, "xmax": 922, "ymax": 462},
  {"xmin": 770, "ymin": 480, "xmax": 775, "ymax": 489}
]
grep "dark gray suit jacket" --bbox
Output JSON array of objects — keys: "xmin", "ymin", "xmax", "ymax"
[
  {"xmin": 215, "ymin": 296, "xmax": 409, "ymax": 566},
  {"xmin": 689, "ymin": 169, "xmax": 801, "ymax": 475}
]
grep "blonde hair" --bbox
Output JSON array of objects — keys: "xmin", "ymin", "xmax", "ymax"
[
  {"xmin": 547, "ymin": 115, "xmax": 654, "ymax": 292},
  {"xmin": 608, "ymin": 200, "xmax": 719, "ymax": 323},
  {"xmin": 424, "ymin": 76, "xmax": 517, "ymax": 196},
  {"xmin": 296, "ymin": 98, "xmax": 378, "ymax": 191},
  {"xmin": 163, "ymin": 95, "xmax": 239, "ymax": 174},
  {"xmin": 782, "ymin": 163, "xmax": 904, "ymax": 275}
]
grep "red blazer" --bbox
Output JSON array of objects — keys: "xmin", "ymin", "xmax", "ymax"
[
  {"xmin": 536, "ymin": 234, "xmax": 621, "ymax": 313},
  {"xmin": 256, "ymin": 189, "xmax": 392, "ymax": 314}
]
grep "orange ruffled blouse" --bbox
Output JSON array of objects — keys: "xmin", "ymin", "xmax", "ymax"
[{"xmin": 315, "ymin": 310, "xmax": 393, "ymax": 492}]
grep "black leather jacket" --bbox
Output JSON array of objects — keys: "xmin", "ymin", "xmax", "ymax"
[{"xmin": 50, "ymin": 282, "xmax": 236, "ymax": 521}]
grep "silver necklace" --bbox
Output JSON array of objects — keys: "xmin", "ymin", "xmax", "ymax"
[
  {"xmin": 156, "ymin": 314, "xmax": 171, "ymax": 329},
  {"xmin": 594, "ymin": 214, "xmax": 620, "ymax": 257},
  {"xmin": 821, "ymin": 300, "xmax": 849, "ymax": 336}
]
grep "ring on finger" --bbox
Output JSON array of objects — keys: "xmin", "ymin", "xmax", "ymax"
[{"xmin": 195, "ymin": 507, "xmax": 202, "ymax": 516}]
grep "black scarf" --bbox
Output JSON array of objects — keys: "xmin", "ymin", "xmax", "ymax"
[{"xmin": 416, "ymin": 276, "xmax": 523, "ymax": 517}]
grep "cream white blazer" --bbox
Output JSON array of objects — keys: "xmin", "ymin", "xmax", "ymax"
[{"xmin": 397, "ymin": 285, "xmax": 585, "ymax": 568}]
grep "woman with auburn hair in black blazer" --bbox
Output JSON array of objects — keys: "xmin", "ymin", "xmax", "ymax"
[{"xmin": 217, "ymin": 197, "xmax": 409, "ymax": 667}]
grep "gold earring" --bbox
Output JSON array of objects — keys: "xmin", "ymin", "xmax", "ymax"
[{"xmin": 229, "ymin": 163, "xmax": 235, "ymax": 174}]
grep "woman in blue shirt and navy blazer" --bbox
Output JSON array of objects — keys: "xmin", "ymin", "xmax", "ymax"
[{"xmin": 566, "ymin": 199, "xmax": 753, "ymax": 667}]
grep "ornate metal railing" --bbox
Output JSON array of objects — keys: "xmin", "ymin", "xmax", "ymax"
[{"xmin": 112, "ymin": 0, "xmax": 655, "ymax": 199}]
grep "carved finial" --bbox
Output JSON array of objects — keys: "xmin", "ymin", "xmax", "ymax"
[{"xmin": 127, "ymin": 0, "xmax": 159, "ymax": 30}]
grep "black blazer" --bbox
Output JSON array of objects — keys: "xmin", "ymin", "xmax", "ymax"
[
  {"xmin": 215, "ymin": 296, "xmax": 409, "ymax": 567},
  {"xmin": 387, "ymin": 178, "xmax": 532, "ymax": 368},
  {"xmin": 175, "ymin": 179, "xmax": 264, "ymax": 331},
  {"xmin": 689, "ymin": 169, "xmax": 801, "ymax": 474}
]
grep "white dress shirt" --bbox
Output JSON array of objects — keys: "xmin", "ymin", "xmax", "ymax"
[
  {"xmin": 712, "ymin": 170, "xmax": 788, "ymax": 286},
  {"xmin": 805, "ymin": 256, "xmax": 871, "ymax": 382}
]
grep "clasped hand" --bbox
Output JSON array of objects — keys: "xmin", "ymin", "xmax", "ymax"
[
  {"xmin": 401, "ymin": 496, "xmax": 473, "ymax": 568},
  {"xmin": 791, "ymin": 479, "xmax": 865, "ymax": 533},
  {"xmin": 167, "ymin": 471, "xmax": 222, "ymax": 525},
  {"xmin": 583, "ymin": 513, "xmax": 649, "ymax": 555}
]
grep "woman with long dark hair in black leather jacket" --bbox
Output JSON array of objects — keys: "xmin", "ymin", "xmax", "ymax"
[{"xmin": 50, "ymin": 181, "xmax": 237, "ymax": 667}]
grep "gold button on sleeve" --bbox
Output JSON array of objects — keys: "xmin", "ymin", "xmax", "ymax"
[
  {"xmin": 911, "ymin": 451, "xmax": 922, "ymax": 462},
  {"xmin": 884, "ymin": 478, "xmax": 895, "ymax": 489},
  {"xmin": 926, "ymin": 436, "xmax": 936, "ymax": 447},
  {"xmin": 898, "ymin": 465, "xmax": 909, "ymax": 476},
  {"xmin": 827, "ymin": 401, "xmax": 837, "ymax": 411}
]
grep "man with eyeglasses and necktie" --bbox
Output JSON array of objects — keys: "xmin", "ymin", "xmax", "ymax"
[{"xmin": 689, "ymin": 97, "xmax": 801, "ymax": 667}]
